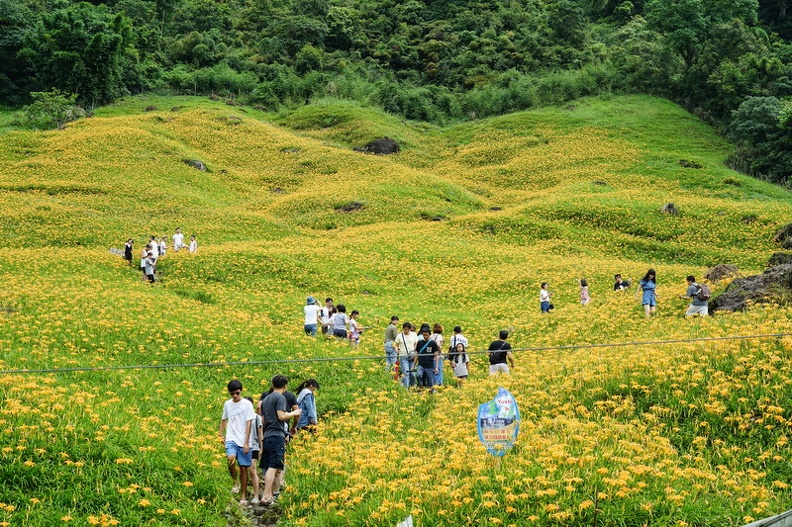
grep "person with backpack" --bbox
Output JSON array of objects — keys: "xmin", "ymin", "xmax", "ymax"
[
  {"xmin": 393, "ymin": 322, "xmax": 418, "ymax": 389},
  {"xmin": 415, "ymin": 324, "xmax": 441, "ymax": 392},
  {"xmin": 488, "ymin": 330, "xmax": 515, "ymax": 375},
  {"xmin": 680, "ymin": 275, "xmax": 709, "ymax": 317}
]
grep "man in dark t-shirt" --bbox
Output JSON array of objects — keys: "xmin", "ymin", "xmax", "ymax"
[
  {"xmin": 259, "ymin": 375, "xmax": 301, "ymax": 504},
  {"xmin": 488, "ymin": 330, "xmax": 515, "ymax": 375},
  {"xmin": 416, "ymin": 324, "xmax": 441, "ymax": 391}
]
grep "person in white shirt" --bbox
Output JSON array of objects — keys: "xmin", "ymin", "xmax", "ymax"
[
  {"xmin": 303, "ymin": 296, "xmax": 322, "ymax": 336},
  {"xmin": 319, "ymin": 298, "xmax": 335, "ymax": 335},
  {"xmin": 393, "ymin": 322, "xmax": 418, "ymax": 389},
  {"xmin": 159, "ymin": 234, "xmax": 167, "ymax": 257},
  {"xmin": 189, "ymin": 234, "xmax": 198, "ymax": 253},
  {"xmin": 540, "ymin": 282, "xmax": 552, "ymax": 313},
  {"xmin": 219, "ymin": 380, "xmax": 256, "ymax": 504},
  {"xmin": 172, "ymin": 227, "xmax": 185, "ymax": 251}
]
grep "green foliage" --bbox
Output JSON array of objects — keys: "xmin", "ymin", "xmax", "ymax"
[
  {"xmin": 24, "ymin": 88, "xmax": 83, "ymax": 129},
  {"xmin": 2, "ymin": 0, "xmax": 792, "ymax": 185},
  {"xmin": 19, "ymin": 1, "xmax": 135, "ymax": 107},
  {"xmin": 727, "ymin": 96, "xmax": 792, "ymax": 183}
]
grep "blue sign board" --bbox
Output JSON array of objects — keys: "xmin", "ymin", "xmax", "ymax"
[{"xmin": 477, "ymin": 387, "xmax": 520, "ymax": 457}]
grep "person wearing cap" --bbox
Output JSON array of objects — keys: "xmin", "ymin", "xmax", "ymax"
[
  {"xmin": 384, "ymin": 315, "xmax": 400, "ymax": 372},
  {"xmin": 416, "ymin": 324, "xmax": 442, "ymax": 392},
  {"xmin": 303, "ymin": 296, "xmax": 322, "ymax": 336}
]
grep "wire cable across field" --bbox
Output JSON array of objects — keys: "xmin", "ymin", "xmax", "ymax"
[{"xmin": 1, "ymin": 332, "xmax": 790, "ymax": 375}]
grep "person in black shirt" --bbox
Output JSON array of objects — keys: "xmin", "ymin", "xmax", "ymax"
[
  {"xmin": 124, "ymin": 238, "xmax": 133, "ymax": 263},
  {"xmin": 614, "ymin": 274, "xmax": 630, "ymax": 291},
  {"xmin": 488, "ymin": 330, "xmax": 515, "ymax": 375},
  {"xmin": 416, "ymin": 324, "xmax": 441, "ymax": 392}
]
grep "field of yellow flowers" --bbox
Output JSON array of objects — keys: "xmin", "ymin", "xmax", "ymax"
[{"xmin": 1, "ymin": 94, "xmax": 791, "ymax": 526}]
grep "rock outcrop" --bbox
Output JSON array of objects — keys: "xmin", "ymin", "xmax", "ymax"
[{"xmin": 709, "ymin": 264, "xmax": 792, "ymax": 313}]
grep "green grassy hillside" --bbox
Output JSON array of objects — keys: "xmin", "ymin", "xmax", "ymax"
[{"xmin": 1, "ymin": 94, "xmax": 791, "ymax": 527}]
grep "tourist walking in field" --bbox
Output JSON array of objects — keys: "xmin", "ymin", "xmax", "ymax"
[
  {"xmin": 384, "ymin": 315, "xmax": 400, "ymax": 372},
  {"xmin": 488, "ymin": 330, "xmax": 515, "ymax": 374},
  {"xmin": 140, "ymin": 244, "xmax": 149, "ymax": 280},
  {"xmin": 416, "ymin": 324, "xmax": 441, "ymax": 392},
  {"xmin": 330, "ymin": 304, "xmax": 348, "ymax": 338},
  {"xmin": 347, "ymin": 309, "xmax": 363, "ymax": 347},
  {"xmin": 259, "ymin": 375, "xmax": 301, "ymax": 505},
  {"xmin": 295, "ymin": 379, "xmax": 320, "ymax": 432},
  {"xmin": 124, "ymin": 238, "xmax": 133, "ymax": 264},
  {"xmin": 639, "ymin": 269, "xmax": 658, "ymax": 318},
  {"xmin": 429, "ymin": 323, "xmax": 445, "ymax": 385},
  {"xmin": 578, "ymin": 279, "xmax": 590, "ymax": 306},
  {"xmin": 303, "ymin": 296, "xmax": 322, "ymax": 336},
  {"xmin": 319, "ymin": 298, "xmax": 335, "ymax": 336},
  {"xmin": 244, "ymin": 396, "xmax": 263, "ymax": 504},
  {"xmin": 159, "ymin": 234, "xmax": 168, "ymax": 256},
  {"xmin": 680, "ymin": 275, "xmax": 709, "ymax": 317},
  {"xmin": 394, "ymin": 322, "xmax": 418, "ymax": 388},
  {"xmin": 172, "ymin": 227, "xmax": 185, "ymax": 251},
  {"xmin": 189, "ymin": 234, "xmax": 198, "ymax": 253},
  {"xmin": 449, "ymin": 341, "xmax": 470, "ymax": 387},
  {"xmin": 448, "ymin": 326, "xmax": 469, "ymax": 353},
  {"xmin": 148, "ymin": 236, "xmax": 159, "ymax": 272},
  {"xmin": 614, "ymin": 274, "xmax": 630, "ymax": 291},
  {"xmin": 143, "ymin": 244, "xmax": 156, "ymax": 283},
  {"xmin": 219, "ymin": 380, "xmax": 256, "ymax": 504},
  {"xmin": 540, "ymin": 282, "xmax": 552, "ymax": 313}
]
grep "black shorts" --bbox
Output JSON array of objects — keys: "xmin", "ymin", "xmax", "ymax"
[
  {"xmin": 333, "ymin": 329, "xmax": 348, "ymax": 338},
  {"xmin": 263, "ymin": 435, "xmax": 285, "ymax": 470}
]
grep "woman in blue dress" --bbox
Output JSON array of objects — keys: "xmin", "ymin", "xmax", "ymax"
[{"xmin": 639, "ymin": 269, "xmax": 658, "ymax": 318}]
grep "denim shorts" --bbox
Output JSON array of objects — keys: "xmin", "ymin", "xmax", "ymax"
[
  {"xmin": 262, "ymin": 435, "xmax": 286, "ymax": 470},
  {"xmin": 225, "ymin": 441, "xmax": 252, "ymax": 467}
]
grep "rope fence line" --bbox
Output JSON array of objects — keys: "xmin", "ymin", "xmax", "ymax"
[{"xmin": 1, "ymin": 333, "xmax": 790, "ymax": 376}]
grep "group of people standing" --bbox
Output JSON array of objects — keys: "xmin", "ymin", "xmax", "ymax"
[
  {"xmin": 220, "ymin": 376, "xmax": 320, "ymax": 507},
  {"xmin": 303, "ymin": 296, "xmax": 366, "ymax": 346},
  {"xmin": 383, "ymin": 319, "xmax": 519, "ymax": 391},
  {"xmin": 536, "ymin": 269, "xmax": 709, "ymax": 318},
  {"xmin": 122, "ymin": 227, "xmax": 198, "ymax": 283}
]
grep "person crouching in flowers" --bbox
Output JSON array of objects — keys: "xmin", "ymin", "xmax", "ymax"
[
  {"xmin": 449, "ymin": 342, "xmax": 470, "ymax": 388},
  {"xmin": 295, "ymin": 379, "xmax": 320, "ymax": 432}
]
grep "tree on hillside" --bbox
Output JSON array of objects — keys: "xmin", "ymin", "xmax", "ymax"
[
  {"xmin": 727, "ymin": 96, "xmax": 792, "ymax": 183},
  {"xmin": 24, "ymin": 88, "xmax": 84, "ymax": 129},
  {"xmin": 19, "ymin": 2, "xmax": 135, "ymax": 108},
  {"xmin": 0, "ymin": 0, "xmax": 34, "ymax": 105}
]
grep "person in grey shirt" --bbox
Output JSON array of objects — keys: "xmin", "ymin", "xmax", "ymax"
[
  {"xmin": 259, "ymin": 375, "xmax": 301, "ymax": 504},
  {"xmin": 681, "ymin": 275, "xmax": 708, "ymax": 317},
  {"xmin": 384, "ymin": 315, "xmax": 399, "ymax": 372}
]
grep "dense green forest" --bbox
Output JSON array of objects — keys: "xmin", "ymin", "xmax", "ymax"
[{"xmin": 1, "ymin": 0, "xmax": 791, "ymax": 181}]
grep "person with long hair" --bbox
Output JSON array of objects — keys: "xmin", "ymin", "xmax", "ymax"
[
  {"xmin": 449, "ymin": 342, "xmax": 470, "ymax": 388},
  {"xmin": 429, "ymin": 323, "xmax": 445, "ymax": 386},
  {"xmin": 578, "ymin": 278, "xmax": 590, "ymax": 306},
  {"xmin": 295, "ymin": 379, "xmax": 320, "ymax": 431},
  {"xmin": 639, "ymin": 269, "xmax": 658, "ymax": 318}
]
